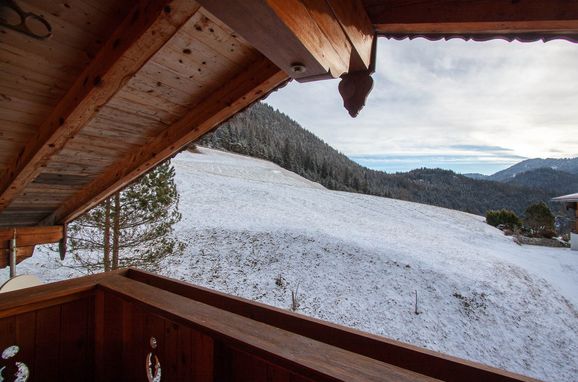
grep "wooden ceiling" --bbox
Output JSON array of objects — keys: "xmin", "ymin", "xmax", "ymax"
[
  {"xmin": 0, "ymin": 0, "xmax": 577, "ymax": 236},
  {"xmin": 0, "ymin": 0, "xmax": 288, "ymax": 228}
]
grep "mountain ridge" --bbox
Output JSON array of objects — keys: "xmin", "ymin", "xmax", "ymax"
[
  {"xmin": 505, "ymin": 167, "xmax": 578, "ymax": 195},
  {"xmin": 198, "ymin": 102, "xmax": 554, "ymax": 216},
  {"xmin": 9, "ymin": 147, "xmax": 578, "ymax": 382},
  {"xmin": 488, "ymin": 157, "xmax": 578, "ymax": 182}
]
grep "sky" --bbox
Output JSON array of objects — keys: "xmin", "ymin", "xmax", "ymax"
[{"xmin": 265, "ymin": 38, "xmax": 578, "ymax": 175}]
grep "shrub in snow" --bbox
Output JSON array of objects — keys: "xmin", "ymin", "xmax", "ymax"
[
  {"xmin": 453, "ymin": 292, "xmax": 488, "ymax": 319},
  {"xmin": 486, "ymin": 209, "xmax": 522, "ymax": 229},
  {"xmin": 275, "ymin": 274, "xmax": 285, "ymax": 287}
]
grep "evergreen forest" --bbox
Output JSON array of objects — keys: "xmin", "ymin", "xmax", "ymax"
[{"xmin": 199, "ymin": 103, "xmax": 558, "ymax": 216}]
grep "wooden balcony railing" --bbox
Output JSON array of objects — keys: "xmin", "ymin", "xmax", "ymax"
[{"xmin": 0, "ymin": 268, "xmax": 540, "ymax": 382}]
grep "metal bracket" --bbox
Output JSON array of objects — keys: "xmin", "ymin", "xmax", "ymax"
[
  {"xmin": 9, "ymin": 229, "xmax": 16, "ymax": 278},
  {"xmin": 0, "ymin": 0, "xmax": 52, "ymax": 40}
]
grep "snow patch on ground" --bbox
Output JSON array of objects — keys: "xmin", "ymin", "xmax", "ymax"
[{"xmin": 3, "ymin": 148, "xmax": 577, "ymax": 382}]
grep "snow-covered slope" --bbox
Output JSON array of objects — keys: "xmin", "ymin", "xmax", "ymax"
[{"xmin": 4, "ymin": 148, "xmax": 578, "ymax": 381}]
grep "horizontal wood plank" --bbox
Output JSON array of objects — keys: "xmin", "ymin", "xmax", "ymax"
[
  {"xmin": 127, "ymin": 268, "xmax": 540, "ymax": 382},
  {"xmin": 0, "ymin": 225, "xmax": 63, "ymax": 267},
  {"xmin": 0, "ymin": 0, "xmax": 201, "ymax": 214},
  {"xmin": 365, "ymin": 0, "xmax": 578, "ymax": 36},
  {"xmin": 0, "ymin": 245, "xmax": 34, "ymax": 268},
  {"xmin": 0, "ymin": 225, "xmax": 63, "ymax": 248},
  {"xmin": 98, "ymin": 274, "xmax": 441, "ymax": 382},
  {"xmin": 0, "ymin": 269, "xmax": 127, "ymax": 318}
]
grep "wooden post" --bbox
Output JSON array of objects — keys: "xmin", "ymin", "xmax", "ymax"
[{"xmin": 575, "ymin": 204, "xmax": 578, "ymax": 233}]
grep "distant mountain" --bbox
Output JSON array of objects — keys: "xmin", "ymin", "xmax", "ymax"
[
  {"xmin": 489, "ymin": 157, "xmax": 578, "ymax": 182},
  {"xmin": 505, "ymin": 168, "xmax": 578, "ymax": 196},
  {"xmin": 198, "ymin": 102, "xmax": 551, "ymax": 216},
  {"xmin": 463, "ymin": 173, "xmax": 489, "ymax": 180}
]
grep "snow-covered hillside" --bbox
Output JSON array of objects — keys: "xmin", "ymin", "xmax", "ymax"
[{"xmin": 4, "ymin": 148, "xmax": 578, "ymax": 381}]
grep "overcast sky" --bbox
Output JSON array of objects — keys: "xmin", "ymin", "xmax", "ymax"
[{"xmin": 265, "ymin": 38, "xmax": 578, "ymax": 175}]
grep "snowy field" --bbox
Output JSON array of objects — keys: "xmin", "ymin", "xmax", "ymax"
[{"xmin": 4, "ymin": 148, "xmax": 578, "ymax": 382}]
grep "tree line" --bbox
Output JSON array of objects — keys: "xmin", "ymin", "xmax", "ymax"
[{"xmin": 198, "ymin": 102, "xmax": 554, "ymax": 216}]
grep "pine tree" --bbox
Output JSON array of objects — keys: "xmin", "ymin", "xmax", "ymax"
[
  {"xmin": 524, "ymin": 202, "xmax": 555, "ymax": 237},
  {"xmin": 67, "ymin": 160, "xmax": 183, "ymax": 273}
]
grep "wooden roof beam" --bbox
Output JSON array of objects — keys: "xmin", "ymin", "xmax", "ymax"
[
  {"xmin": 42, "ymin": 57, "xmax": 288, "ymax": 225},
  {"xmin": 0, "ymin": 0, "xmax": 201, "ymax": 214},
  {"xmin": 365, "ymin": 0, "xmax": 578, "ymax": 38},
  {"xmin": 0, "ymin": 226, "xmax": 64, "ymax": 268},
  {"xmin": 198, "ymin": 0, "xmax": 374, "ymax": 81}
]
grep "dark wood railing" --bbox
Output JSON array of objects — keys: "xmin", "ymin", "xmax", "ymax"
[{"xmin": 0, "ymin": 269, "xmax": 541, "ymax": 382}]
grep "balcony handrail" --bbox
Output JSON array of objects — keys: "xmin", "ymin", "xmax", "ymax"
[
  {"xmin": 0, "ymin": 268, "xmax": 127, "ymax": 318},
  {"xmin": 126, "ymin": 268, "xmax": 540, "ymax": 382},
  {"xmin": 0, "ymin": 268, "xmax": 541, "ymax": 382},
  {"xmin": 99, "ymin": 273, "xmax": 440, "ymax": 382}
]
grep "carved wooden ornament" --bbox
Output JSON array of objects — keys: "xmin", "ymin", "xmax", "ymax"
[
  {"xmin": 338, "ymin": 71, "xmax": 374, "ymax": 118},
  {"xmin": 338, "ymin": 37, "xmax": 377, "ymax": 118}
]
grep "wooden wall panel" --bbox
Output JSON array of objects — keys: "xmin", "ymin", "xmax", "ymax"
[
  {"xmin": 98, "ymin": 292, "xmax": 215, "ymax": 382},
  {"xmin": 216, "ymin": 346, "xmax": 315, "ymax": 382},
  {"xmin": 0, "ymin": 297, "xmax": 94, "ymax": 382},
  {"xmin": 34, "ymin": 305, "xmax": 61, "ymax": 381},
  {"xmin": 59, "ymin": 298, "xmax": 93, "ymax": 381},
  {"xmin": 0, "ymin": 311, "xmax": 36, "ymax": 379},
  {"xmin": 95, "ymin": 292, "xmax": 123, "ymax": 381}
]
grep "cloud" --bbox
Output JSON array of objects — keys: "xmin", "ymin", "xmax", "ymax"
[
  {"xmin": 349, "ymin": 154, "xmax": 523, "ymax": 175},
  {"xmin": 349, "ymin": 152, "xmax": 527, "ymax": 174},
  {"xmin": 265, "ymin": 38, "xmax": 578, "ymax": 174},
  {"xmin": 448, "ymin": 145, "xmax": 513, "ymax": 152}
]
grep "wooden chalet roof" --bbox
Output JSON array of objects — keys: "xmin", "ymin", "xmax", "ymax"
[
  {"xmin": 1, "ymin": 0, "xmax": 577, "ymax": 252},
  {"xmin": 552, "ymin": 193, "xmax": 578, "ymax": 203},
  {"xmin": 364, "ymin": 0, "xmax": 578, "ymax": 42}
]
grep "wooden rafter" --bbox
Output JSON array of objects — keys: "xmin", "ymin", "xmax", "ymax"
[
  {"xmin": 42, "ymin": 57, "xmax": 288, "ymax": 225},
  {"xmin": 365, "ymin": 0, "xmax": 578, "ymax": 38},
  {"xmin": 326, "ymin": 0, "xmax": 374, "ymax": 71},
  {"xmin": 199, "ymin": 0, "xmax": 374, "ymax": 81},
  {"xmin": 0, "ymin": 0, "xmax": 201, "ymax": 214}
]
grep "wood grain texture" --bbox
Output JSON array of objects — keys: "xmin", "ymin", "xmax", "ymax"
[
  {"xmin": 43, "ymin": 56, "xmax": 287, "ymax": 224},
  {"xmin": 199, "ymin": 0, "xmax": 373, "ymax": 80},
  {"xmin": 0, "ymin": 269, "xmax": 127, "ymax": 318},
  {"xmin": 0, "ymin": 0, "xmax": 200, "ymax": 214},
  {"xmin": 96, "ymin": 293, "xmax": 215, "ymax": 382},
  {"xmin": 326, "ymin": 0, "xmax": 374, "ymax": 71},
  {"xmin": 199, "ymin": 0, "xmax": 329, "ymax": 79},
  {"xmin": 0, "ymin": 225, "xmax": 63, "ymax": 268},
  {"xmin": 127, "ymin": 268, "xmax": 540, "ymax": 382},
  {"xmin": 99, "ymin": 274, "xmax": 442, "ymax": 382},
  {"xmin": 0, "ymin": 298, "xmax": 95, "ymax": 382},
  {"xmin": 1, "ymin": 1, "xmax": 282, "ymax": 229},
  {"xmin": 364, "ymin": 0, "xmax": 578, "ymax": 41},
  {"xmin": 0, "ymin": 246, "xmax": 34, "ymax": 268},
  {"xmin": 0, "ymin": 0, "xmax": 133, "ymax": 172},
  {"xmin": 0, "ymin": 270, "xmax": 539, "ymax": 381},
  {"xmin": 0, "ymin": 226, "xmax": 63, "ymax": 248}
]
